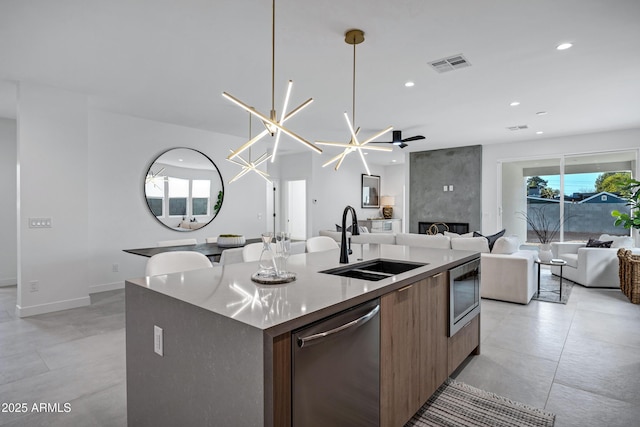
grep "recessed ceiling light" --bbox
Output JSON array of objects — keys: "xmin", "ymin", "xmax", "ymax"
[
  {"xmin": 178, "ymin": 158, "xmax": 184, "ymax": 162},
  {"xmin": 536, "ymin": 131, "xmax": 544, "ymax": 135},
  {"xmin": 404, "ymin": 81, "xmax": 415, "ymax": 87},
  {"xmin": 392, "ymin": 159, "xmax": 397, "ymax": 163},
  {"xmin": 556, "ymin": 43, "xmax": 573, "ymax": 50},
  {"xmin": 536, "ymin": 111, "xmax": 548, "ymax": 116},
  {"xmin": 510, "ymin": 101, "xmax": 520, "ymax": 107}
]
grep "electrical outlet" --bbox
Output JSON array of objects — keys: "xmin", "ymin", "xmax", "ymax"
[
  {"xmin": 154, "ymin": 325, "xmax": 163, "ymax": 356},
  {"xmin": 112, "ymin": 263, "xmax": 119, "ymax": 273},
  {"xmin": 29, "ymin": 280, "xmax": 39, "ymax": 292}
]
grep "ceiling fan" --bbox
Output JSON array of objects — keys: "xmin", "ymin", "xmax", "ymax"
[{"xmin": 371, "ymin": 130, "xmax": 425, "ymax": 148}]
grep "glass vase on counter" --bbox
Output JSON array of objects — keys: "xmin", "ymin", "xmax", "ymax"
[
  {"xmin": 252, "ymin": 231, "xmax": 296, "ymax": 284},
  {"xmin": 257, "ymin": 232, "xmax": 277, "ymax": 277}
]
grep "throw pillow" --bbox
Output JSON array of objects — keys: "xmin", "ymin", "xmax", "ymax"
[
  {"xmin": 473, "ymin": 229, "xmax": 506, "ymax": 251},
  {"xmin": 598, "ymin": 234, "xmax": 634, "ymax": 248},
  {"xmin": 450, "ymin": 237, "xmax": 490, "ymax": 253},
  {"xmin": 335, "ymin": 224, "xmax": 369, "ymax": 233},
  {"xmin": 586, "ymin": 238, "xmax": 613, "ymax": 248},
  {"xmin": 444, "ymin": 230, "xmax": 474, "ymax": 238},
  {"xmin": 491, "ymin": 235, "xmax": 520, "ymax": 254}
]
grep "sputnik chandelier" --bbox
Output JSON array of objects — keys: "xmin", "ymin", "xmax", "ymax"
[
  {"xmin": 227, "ymin": 113, "xmax": 272, "ymax": 183},
  {"xmin": 145, "ymin": 167, "xmax": 165, "ymax": 190},
  {"xmin": 222, "ymin": 0, "xmax": 321, "ymax": 163},
  {"xmin": 316, "ymin": 29, "xmax": 392, "ymax": 175}
]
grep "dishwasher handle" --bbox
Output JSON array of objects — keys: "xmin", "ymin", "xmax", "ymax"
[{"xmin": 297, "ymin": 304, "xmax": 380, "ymax": 348}]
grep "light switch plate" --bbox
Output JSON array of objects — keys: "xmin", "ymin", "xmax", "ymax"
[
  {"xmin": 154, "ymin": 325, "xmax": 163, "ymax": 356},
  {"xmin": 28, "ymin": 217, "xmax": 52, "ymax": 228},
  {"xmin": 443, "ymin": 185, "xmax": 448, "ymax": 192},
  {"xmin": 449, "ymin": 185, "xmax": 454, "ymax": 191}
]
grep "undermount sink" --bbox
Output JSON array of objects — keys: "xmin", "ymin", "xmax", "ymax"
[{"xmin": 320, "ymin": 259, "xmax": 428, "ymax": 282}]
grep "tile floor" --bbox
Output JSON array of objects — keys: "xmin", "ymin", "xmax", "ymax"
[
  {"xmin": 0, "ymin": 288, "xmax": 126, "ymax": 426},
  {"xmin": 453, "ymin": 270, "xmax": 640, "ymax": 427},
  {"xmin": 0, "ymin": 268, "xmax": 639, "ymax": 426}
]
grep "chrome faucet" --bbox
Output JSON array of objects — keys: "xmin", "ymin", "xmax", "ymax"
[{"xmin": 340, "ymin": 205, "xmax": 360, "ymax": 263}]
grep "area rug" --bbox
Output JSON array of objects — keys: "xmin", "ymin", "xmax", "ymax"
[
  {"xmin": 405, "ymin": 378, "xmax": 555, "ymax": 427},
  {"xmin": 531, "ymin": 268, "xmax": 574, "ymax": 304}
]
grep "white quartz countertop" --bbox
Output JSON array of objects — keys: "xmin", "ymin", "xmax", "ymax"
[{"xmin": 125, "ymin": 244, "xmax": 479, "ymax": 335}]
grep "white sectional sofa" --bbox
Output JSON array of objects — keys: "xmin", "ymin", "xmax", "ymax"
[
  {"xmin": 551, "ymin": 234, "xmax": 635, "ymax": 288},
  {"xmin": 319, "ymin": 229, "xmax": 538, "ymax": 304}
]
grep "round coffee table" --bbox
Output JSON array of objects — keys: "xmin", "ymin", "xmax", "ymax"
[{"xmin": 535, "ymin": 259, "xmax": 567, "ymax": 301}]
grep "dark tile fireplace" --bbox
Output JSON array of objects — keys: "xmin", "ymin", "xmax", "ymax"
[{"xmin": 419, "ymin": 221, "xmax": 470, "ymax": 235}]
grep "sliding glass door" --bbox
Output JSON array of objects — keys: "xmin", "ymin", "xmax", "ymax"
[
  {"xmin": 563, "ymin": 152, "xmax": 635, "ymax": 241},
  {"xmin": 500, "ymin": 150, "xmax": 636, "ymax": 245}
]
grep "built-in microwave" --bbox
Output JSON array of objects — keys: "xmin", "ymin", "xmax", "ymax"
[{"xmin": 449, "ymin": 258, "xmax": 481, "ymax": 337}]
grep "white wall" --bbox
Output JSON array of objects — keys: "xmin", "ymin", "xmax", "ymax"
[
  {"xmin": 88, "ymin": 110, "xmax": 268, "ymax": 292},
  {"xmin": 269, "ymin": 151, "xmax": 394, "ymax": 236},
  {"xmin": 17, "ymin": 83, "xmax": 90, "ymax": 316},
  {"xmin": 0, "ymin": 118, "xmax": 17, "ymax": 286},
  {"xmin": 309, "ymin": 155, "xmax": 385, "ymax": 235},
  {"xmin": 500, "ymin": 162, "xmax": 527, "ymax": 241},
  {"xmin": 382, "ymin": 164, "xmax": 406, "ymax": 231},
  {"xmin": 483, "ymin": 128, "xmax": 640, "ymax": 235}
]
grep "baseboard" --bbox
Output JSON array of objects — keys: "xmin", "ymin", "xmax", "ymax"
[
  {"xmin": 16, "ymin": 296, "xmax": 91, "ymax": 318},
  {"xmin": 0, "ymin": 277, "xmax": 17, "ymax": 287},
  {"xmin": 89, "ymin": 281, "xmax": 124, "ymax": 294}
]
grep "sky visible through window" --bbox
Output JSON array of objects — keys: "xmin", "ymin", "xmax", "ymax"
[{"xmin": 538, "ymin": 172, "xmax": 601, "ymax": 195}]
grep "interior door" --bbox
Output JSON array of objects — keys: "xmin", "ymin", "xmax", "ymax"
[{"xmin": 284, "ymin": 179, "xmax": 306, "ymax": 239}]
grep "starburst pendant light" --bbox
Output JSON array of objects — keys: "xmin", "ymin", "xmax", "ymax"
[
  {"xmin": 222, "ymin": 0, "xmax": 321, "ymax": 163},
  {"xmin": 316, "ymin": 29, "xmax": 392, "ymax": 175},
  {"xmin": 145, "ymin": 167, "xmax": 165, "ymax": 190},
  {"xmin": 227, "ymin": 113, "xmax": 272, "ymax": 183}
]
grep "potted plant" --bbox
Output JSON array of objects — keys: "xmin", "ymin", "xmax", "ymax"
[
  {"xmin": 519, "ymin": 205, "xmax": 568, "ymax": 262},
  {"xmin": 611, "ymin": 176, "xmax": 640, "ymax": 240}
]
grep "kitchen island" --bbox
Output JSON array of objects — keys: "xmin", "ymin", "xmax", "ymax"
[{"xmin": 125, "ymin": 244, "xmax": 480, "ymax": 427}]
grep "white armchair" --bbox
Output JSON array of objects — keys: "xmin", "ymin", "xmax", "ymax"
[
  {"xmin": 551, "ymin": 242, "xmax": 620, "ymax": 288},
  {"xmin": 480, "ymin": 250, "xmax": 537, "ymax": 304}
]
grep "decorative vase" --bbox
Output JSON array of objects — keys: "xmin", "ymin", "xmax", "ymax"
[
  {"xmin": 217, "ymin": 234, "xmax": 246, "ymax": 247},
  {"xmin": 257, "ymin": 232, "xmax": 277, "ymax": 277},
  {"xmin": 538, "ymin": 243, "xmax": 553, "ymax": 262}
]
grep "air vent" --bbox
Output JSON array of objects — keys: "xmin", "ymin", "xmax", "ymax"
[
  {"xmin": 428, "ymin": 54, "xmax": 471, "ymax": 73},
  {"xmin": 506, "ymin": 125, "xmax": 529, "ymax": 131}
]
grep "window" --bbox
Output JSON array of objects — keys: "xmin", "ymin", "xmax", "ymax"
[
  {"xmin": 501, "ymin": 150, "xmax": 636, "ymax": 245},
  {"xmin": 168, "ymin": 177, "xmax": 189, "ymax": 217},
  {"xmin": 145, "ymin": 177, "xmax": 165, "ymax": 217},
  {"xmin": 192, "ymin": 179, "xmax": 210, "ymax": 216}
]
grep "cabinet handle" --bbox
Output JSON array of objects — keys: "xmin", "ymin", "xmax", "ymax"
[
  {"xmin": 397, "ymin": 285, "xmax": 412, "ymax": 293},
  {"xmin": 433, "ymin": 273, "xmax": 444, "ymax": 279}
]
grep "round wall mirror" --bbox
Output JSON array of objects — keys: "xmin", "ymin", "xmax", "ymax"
[{"xmin": 144, "ymin": 148, "xmax": 224, "ymax": 231}]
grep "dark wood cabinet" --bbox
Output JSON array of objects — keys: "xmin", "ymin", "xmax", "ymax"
[
  {"xmin": 418, "ymin": 273, "xmax": 449, "ymax": 402},
  {"xmin": 380, "ymin": 283, "xmax": 420, "ymax": 427},
  {"xmin": 448, "ymin": 314, "xmax": 480, "ymax": 376},
  {"xmin": 381, "ymin": 271, "xmax": 480, "ymax": 427}
]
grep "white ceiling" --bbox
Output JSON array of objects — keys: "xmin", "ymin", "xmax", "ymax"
[{"xmin": 1, "ymin": 0, "xmax": 639, "ymax": 166}]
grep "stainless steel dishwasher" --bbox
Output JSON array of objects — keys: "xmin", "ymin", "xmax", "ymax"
[{"xmin": 292, "ymin": 299, "xmax": 380, "ymax": 427}]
